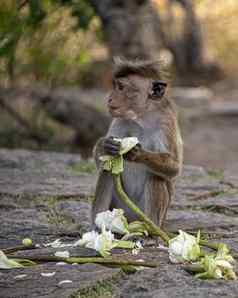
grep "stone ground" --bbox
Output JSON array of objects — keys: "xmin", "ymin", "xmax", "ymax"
[{"xmin": 0, "ymin": 149, "xmax": 238, "ymax": 297}]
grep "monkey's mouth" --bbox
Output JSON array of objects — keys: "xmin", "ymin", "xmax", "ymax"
[{"xmin": 108, "ymin": 106, "xmax": 122, "ymax": 116}]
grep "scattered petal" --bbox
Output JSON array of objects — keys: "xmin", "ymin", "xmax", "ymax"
[
  {"xmin": 14, "ymin": 274, "xmax": 27, "ymax": 279},
  {"xmin": 56, "ymin": 262, "xmax": 67, "ymax": 266},
  {"xmin": 44, "ymin": 239, "xmax": 72, "ymax": 248},
  {"xmin": 54, "ymin": 251, "xmax": 70, "ymax": 258},
  {"xmin": 132, "ymin": 249, "xmax": 139, "ymax": 255},
  {"xmin": 58, "ymin": 280, "xmax": 73, "ymax": 286},
  {"xmin": 44, "ymin": 239, "xmax": 61, "ymax": 248},
  {"xmin": 157, "ymin": 244, "xmax": 169, "ymax": 251},
  {"xmin": 41, "ymin": 272, "xmax": 56, "ymax": 277}
]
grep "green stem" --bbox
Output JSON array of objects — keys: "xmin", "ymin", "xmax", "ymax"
[
  {"xmin": 199, "ymin": 239, "xmax": 221, "ymax": 250},
  {"xmin": 113, "ymin": 174, "xmax": 170, "ymax": 244},
  {"xmin": 182, "ymin": 264, "xmax": 204, "ymax": 273},
  {"xmin": 121, "ymin": 232, "xmax": 143, "ymax": 241},
  {"xmin": 3, "ymin": 244, "xmax": 36, "ymax": 254},
  {"xmin": 10, "ymin": 255, "xmax": 158, "ymax": 268}
]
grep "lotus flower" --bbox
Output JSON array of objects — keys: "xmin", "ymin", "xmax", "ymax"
[
  {"xmin": 0, "ymin": 250, "xmax": 23, "ymax": 269},
  {"xmin": 74, "ymin": 227, "xmax": 115, "ymax": 257},
  {"xmin": 168, "ymin": 230, "xmax": 200, "ymax": 263},
  {"xmin": 196, "ymin": 244, "xmax": 237, "ymax": 280},
  {"xmin": 115, "ymin": 137, "xmax": 139, "ymax": 155},
  {"xmin": 100, "ymin": 137, "xmax": 139, "ymax": 174},
  {"xmin": 95, "ymin": 209, "xmax": 129, "ymax": 235}
]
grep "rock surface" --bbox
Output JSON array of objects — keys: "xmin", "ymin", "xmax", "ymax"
[{"xmin": 0, "ymin": 149, "xmax": 238, "ymax": 298}]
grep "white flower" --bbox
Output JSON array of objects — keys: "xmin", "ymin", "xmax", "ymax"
[
  {"xmin": 215, "ymin": 259, "xmax": 233, "ymax": 270},
  {"xmin": 44, "ymin": 239, "xmax": 62, "ymax": 247},
  {"xmin": 95, "ymin": 209, "xmax": 129, "ymax": 235},
  {"xmin": 168, "ymin": 230, "xmax": 200, "ymax": 263},
  {"xmin": 197, "ymin": 254, "xmax": 237, "ymax": 280},
  {"xmin": 100, "ymin": 137, "xmax": 139, "ymax": 174},
  {"xmin": 74, "ymin": 227, "xmax": 115, "ymax": 257},
  {"xmin": 99, "ymin": 155, "xmax": 123, "ymax": 174},
  {"xmin": 74, "ymin": 230, "xmax": 99, "ymax": 248},
  {"xmin": 115, "ymin": 137, "xmax": 139, "ymax": 154},
  {"xmin": 54, "ymin": 251, "xmax": 70, "ymax": 258},
  {"xmin": 0, "ymin": 250, "xmax": 23, "ymax": 269},
  {"xmin": 215, "ymin": 243, "xmax": 235, "ymax": 263}
]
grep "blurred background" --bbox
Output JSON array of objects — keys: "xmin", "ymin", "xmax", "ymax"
[{"xmin": 0, "ymin": 0, "xmax": 238, "ymax": 172}]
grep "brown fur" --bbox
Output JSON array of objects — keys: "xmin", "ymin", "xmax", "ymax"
[
  {"xmin": 113, "ymin": 57, "xmax": 165, "ymax": 80},
  {"xmin": 92, "ymin": 58, "xmax": 183, "ymax": 228}
]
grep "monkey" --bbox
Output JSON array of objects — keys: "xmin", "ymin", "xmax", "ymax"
[{"xmin": 92, "ymin": 58, "xmax": 183, "ymax": 228}]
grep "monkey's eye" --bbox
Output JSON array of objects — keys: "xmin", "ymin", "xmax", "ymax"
[
  {"xmin": 151, "ymin": 81, "xmax": 167, "ymax": 99},
  {"xmin": 117, "ymin": 81, "xmax": 124, "ymax": 91}
]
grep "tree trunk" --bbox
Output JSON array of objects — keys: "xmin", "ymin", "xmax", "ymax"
[
  {"xmin": 172, "ymin": 0, "xmax": 205, "ymax": 74},
  {"xmin": 89, "ymin": 0, "xmax": 158, "ymax": 60},
  {"xmin": 151, "ymin": 0, "xmax": 222, "ymax": 82}
]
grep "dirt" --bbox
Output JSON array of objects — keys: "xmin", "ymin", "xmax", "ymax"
[{"xmin": 0, "ymin": 150, "xmax": 238, "ymax": 298}]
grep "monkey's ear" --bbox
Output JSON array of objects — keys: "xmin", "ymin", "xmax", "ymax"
[{"xmin": 149, "ymin": 81, "xmax": 167, "ymax": 99}]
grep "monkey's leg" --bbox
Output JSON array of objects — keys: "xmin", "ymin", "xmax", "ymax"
[
  {"xmin": 91, "ymin": 171, "xmax": 113, "ymax": 225},
  {"xmin": 144, "ymin": 176, "xmax": 170, "ymax": 228}
]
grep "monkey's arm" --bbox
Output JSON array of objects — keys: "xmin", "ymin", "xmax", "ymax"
[
  {"xmin": 126, "ymin": 146, "xmax": 180, "ymax": 180},
  {"xmin": 93, "ymin": 137, "xmax": 106, "ymax": 169},
  {"xmin": 140, "ymin": 150, "xmax": 180, "ymax": 179}
]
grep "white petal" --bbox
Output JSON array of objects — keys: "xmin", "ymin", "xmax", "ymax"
[
  {"xmin": 0, "ymin": 250, "xmax": 23, "ymax": 269},
  {"xmin": 41, "ymin": 272, "xmax": 56, "ymax": 277},
  {"xmin": 120, "ymin": 137, "xmax": 139, "ymax": 154},
  {"xmin": 14, "ymin": 274, "xmax": 27, "ymax": 279},
  {"xmin": 58, "ymin": 280, "xmax": 73, "ymax": 286},
  {"xmin": 216, "ymin": 260, "xmax": 233, "ymax": 270},
  {"xmin": 54, "ymin": 251, "xmax": 70, "ymax": 258},
  {"xmin": 132, "ymin": 249, "xmax": 139, "ymax": 255},
  {"xmin": 56, "ymin": 262, "xmax": 67, "ymax": 266}
]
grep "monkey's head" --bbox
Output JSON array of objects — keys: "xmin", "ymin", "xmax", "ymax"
[{"xmin": 107, "ymin": 58, "xmax": 168, "ymax": 120}]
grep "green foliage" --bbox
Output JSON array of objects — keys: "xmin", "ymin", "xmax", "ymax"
[
  {"xmin": 0, "ymin": 3, "xmax": 21, "ymax": 58},
  {"xmin": 58, "ymin": 0, "xmax": 96, "ymax": 29},
  {"xmin": 0, "ymin": 0, "xmax": 102, "ymax": 85},
  {"xmin": 77, "ymin": 280, "xmax": 115, "ymax": 298},
  {"xmin": 27, "ymin": 0, "xmax": 46, "ymax": 27}
]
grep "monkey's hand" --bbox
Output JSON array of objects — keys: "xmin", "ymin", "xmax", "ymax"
[
  {"xmin": 124, "ymin": 143, "xmax": 142, "ymax": 162},
  {"xmin": 103, "ymin": 136, "xmax": 121, "ymax": 156}
]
